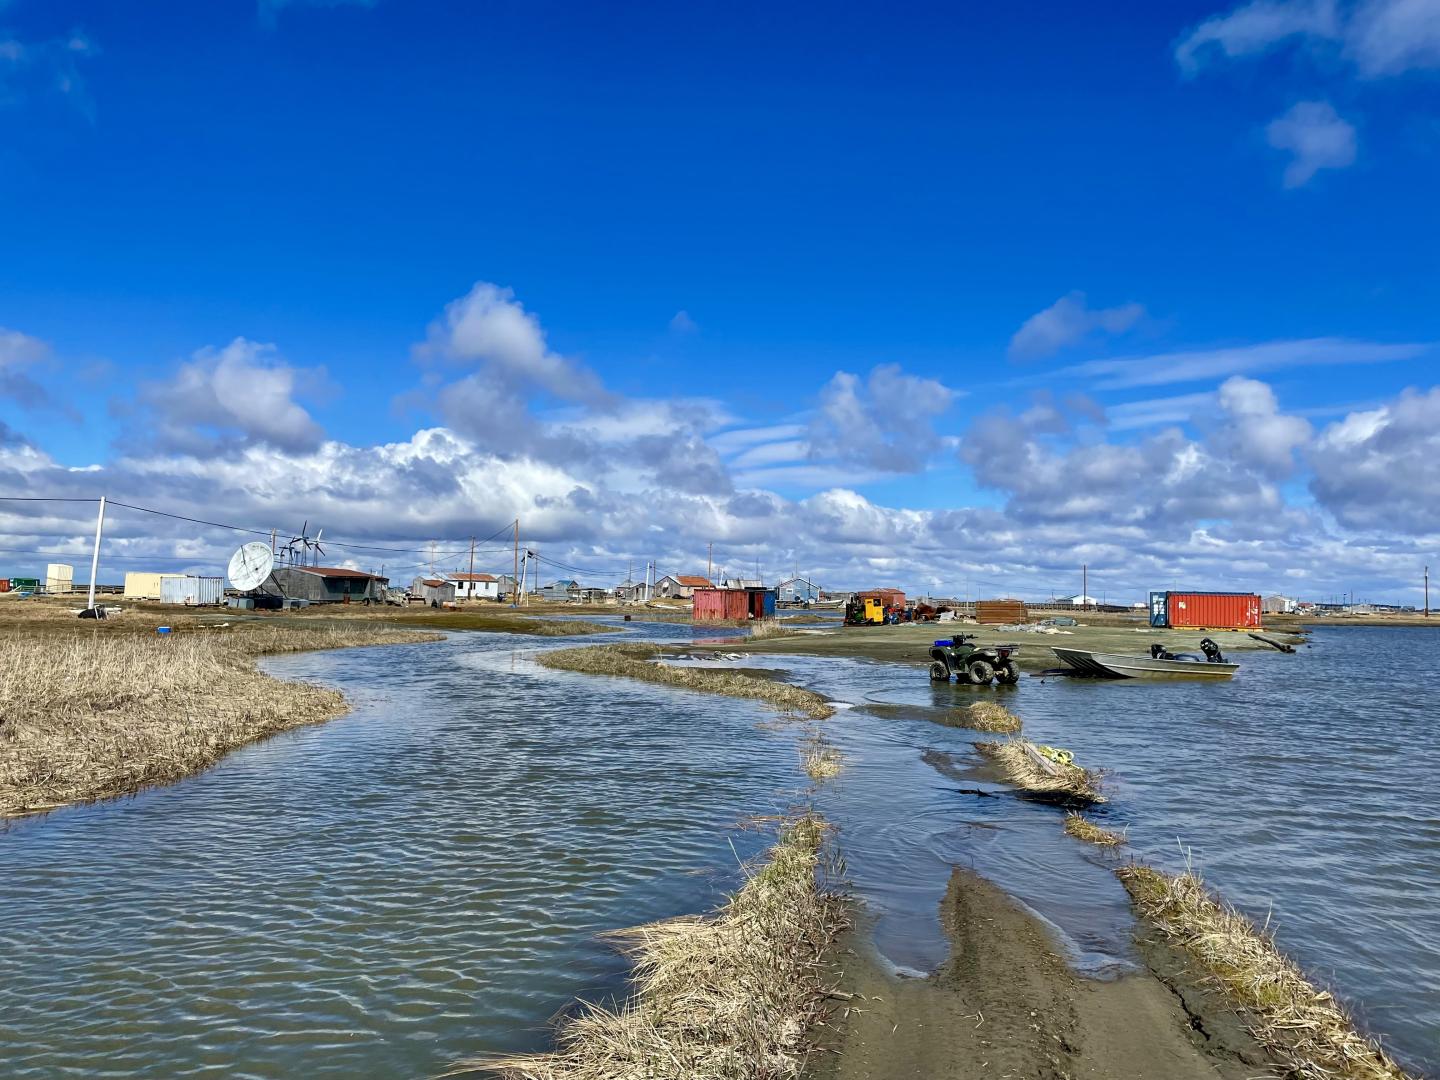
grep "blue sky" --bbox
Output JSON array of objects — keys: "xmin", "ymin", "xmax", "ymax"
[{"xmin": 2, "ymin": 0, "xmax": 1438, "ymax": 601}]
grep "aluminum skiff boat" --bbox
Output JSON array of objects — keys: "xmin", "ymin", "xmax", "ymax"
[{"xmin": 1051, "ymin": 646, "xmax": 1238, "ymax": 680}]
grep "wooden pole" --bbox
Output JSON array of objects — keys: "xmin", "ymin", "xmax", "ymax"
[
  {"xmin": 1426, "ymin": 565, "xmax": 1430, "ymax": 618},
  {"xmin": 513, "ymin": 520, "xmax": 520, "ymax": 606},
  {"xmin": 1082, "ymin": 563, "xmax": 1088, "ymax": 612}
]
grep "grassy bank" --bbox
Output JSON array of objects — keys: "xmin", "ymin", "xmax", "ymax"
[
  {"xmin": 0, "ymin": 624, "xmax": 441, "ymax": 817},
  {"xmin": 465, "ymin": 815, "xmax": 845, "ymax": 1080},
  {"xmin": 537, "ymin": 644, "xmax": 835, "ymax": 719},
  {"xmin": 1064, "ymin": 813, "xmax": 1125, "ymax": 846},
  {"xmin": 1119, "ymin": 865, "xmax": 1413, "ymax": 1080}
]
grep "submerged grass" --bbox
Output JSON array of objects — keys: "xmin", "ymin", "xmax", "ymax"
[
  {"xmin": 1063, "ymin": 812, "xmax": 1125, "ymax": 846},
  {"xmin": 975, "ymin": 737, "xmax": 1104, "ymax": 804},
  {"xmin": 537, "ymin": 644, "xmax": 834, "ymax": 720},
  {"xmin": 1118, "ymin": 864, "xmax": 1414, "ymax": 1080},
  {"xmin": 800, "ymin": 735, "xmax": 843, "ymax": 781},
  {"xmin": 960, "ymin": 701, "xmax": 1022, "ymax": 733},
  {"xmin": 0, "ymin": 624, "xmax": 442, "ymax": 817},
  {"xmin": 462, "ymin": 815, "xmax": 846, "ymax": 1080},
  {"xmin": 388, "ymin": 612, "xmax": 619, "ymax": 636}
]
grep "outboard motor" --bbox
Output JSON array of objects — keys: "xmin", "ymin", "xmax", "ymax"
[
  {"xmin": 1199, "ymin": 637, "xmax": 1226, "ymax": 664},
  {"xmin": 1150, "ymin": 643, "xmax": 1176, "ymax": 660}
]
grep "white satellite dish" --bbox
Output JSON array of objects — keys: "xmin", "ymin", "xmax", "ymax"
[{"xmin": 228, "ymin": 542, "xmax": 276, "ymax": 592}]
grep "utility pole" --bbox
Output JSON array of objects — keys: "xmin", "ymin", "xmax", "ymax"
[
  {"xmin": 85, "ymin": 496, "xmax": 106, "ymax": 613},
  {"xmin": 707, "ymin": 542, "xmax": 713, "ymax": 582},
  {"xmin": 513, "ymin": 520, "xmax": 520, "ymax": 606},
  {"xmin": 429, "ymin": 541, "xmax": 436, "ymax": 578},
  {"xmin": 1082, "ymin": 564, "xmax": 1088, "ymax": 612},
  {"xmin": 466, "ymin": 536, "xmax": 475, "ymax": 602},
  {"xmin": 1425, "ymin": 565, "xmax": 1429, "ymax": 618}
]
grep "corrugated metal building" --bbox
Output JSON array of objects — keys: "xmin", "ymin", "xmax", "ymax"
[
  {"xmin": 124, "ymin": 572, "xmax": 169, "ymax": 599},
  {"xmin": 271, "ymin": 566, "xmax": 389, "ymax": 603},
  {"xmin": 161, "ymin": 576, "xmax": 225, "ymax": 606},
  {"xmin": 693, "ymin": 587, "xmax": 777, "ymax": 621},
  {"xmin": 1149, "ymin": 591, "xmax": 1262, "ymax": 629}
]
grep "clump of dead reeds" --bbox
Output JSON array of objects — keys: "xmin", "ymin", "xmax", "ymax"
[
  {"xmin": 800, "ymin": 735, "xmax": 843, "ymax": 781},
  {"xmin": 748, "ymin": 619, "xmax": 794, "ymax": 640},
  {"xmin": 974, "ymin": 737, "xmax": 1104, "ymax": 804},
  {"xmin": 461, "ymin": 815, "xmax": 846, "ymax": 1080},
  {"xmin": 1063, "ymin": 812, "xmax": 1125, "ymax": 846},
  {"xmin": 537, "ymin": 644, "xmax": 834, "ymax": 720},
  {"xmin": 1117, "ymin": 864, "xmax": 1415, "ymax": 1080},
  {"xmin": 0, "ymin": 624, "xmax": 442, "ymax": 817},
  {"xmin": 960, "ymin": 701, "xmax": 1022, "ymax": 733}
]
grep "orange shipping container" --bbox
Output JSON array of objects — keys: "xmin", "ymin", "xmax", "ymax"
[{"xmin": 1166, "ymin": 592, "xmax": 1261, "ymax": 630}]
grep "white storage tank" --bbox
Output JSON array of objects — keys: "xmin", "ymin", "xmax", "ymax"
[
  {"xmin": 160, "ymin": 575, "xmax": 224, "ymax": 606},
  {"xmin": 45, "ymin": 563, "xmax": 74, "ymax": 594}
]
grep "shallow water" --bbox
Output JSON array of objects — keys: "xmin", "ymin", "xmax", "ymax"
[
  {"xmin": 2, "ymin": 622, "xmax": 1437, "ymax": 1076},
  {"xmin": 0, "ymin": 621, "xmax": 806, "ymax": 1079},
  {"xmin": 759, "ymin": 626, "xmax": 1440, "ymax": 1074}
]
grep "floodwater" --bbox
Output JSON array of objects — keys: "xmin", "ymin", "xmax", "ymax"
[
  {"xmin": 766, "ymin": 625, "xmax": 1440, "ymax": 1075},
  {"xmin": 0, "ymin": 621, "xmax": 802, "ymax": 1079},
  {"xmin": 2, "ymin": 621, "xmax": 1437, "ymax": 1076}
]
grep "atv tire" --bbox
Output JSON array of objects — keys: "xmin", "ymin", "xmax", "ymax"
[
  {"xmin": 929, "ymin": 660, "xmax": 951, "ymax": 681},
  {"xmin": 965, "ymin": 659, "xmax": 994, "ymax": 685},
  {"xmin": 996, "ymin": 661, "xmax": 1021, "ymax": 685}
]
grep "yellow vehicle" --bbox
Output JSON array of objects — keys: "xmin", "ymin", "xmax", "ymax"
[{"xmin": 844, "ymin": 597, "xmax": 886, "ymax": 625}]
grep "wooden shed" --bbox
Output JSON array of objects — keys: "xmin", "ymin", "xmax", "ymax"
[{"xmin": 976, "ymin": 599, "xmax": 1028, "ymax": 624}]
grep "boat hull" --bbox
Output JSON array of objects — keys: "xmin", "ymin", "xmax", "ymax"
[{"xmin": 1051, "ymin": 647, "xmax": 1238, "ymax": 680}]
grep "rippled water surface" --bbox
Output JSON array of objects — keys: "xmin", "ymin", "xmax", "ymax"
[
  {"xmin": 0, "ymin": 622, "xmax": 806, "ymax": 1079},
  {"xmin": 3, "ymin": 622, "xmax": 1437, "ymax": 1076},
  {"xmin": 765, "ymin": 625, "xmax": 1440, "ymax": 1074}
]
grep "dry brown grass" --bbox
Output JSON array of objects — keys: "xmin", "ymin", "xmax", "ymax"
[
  {"xmin": 0, "ymin": 624, "xmax": 442, "ymax": 817},
  {"xmin": 975, "ymin": 738, "xmax": 1104, "ymax": 804},
  {"xmin": 1063, "ymin": 812, "xmax": 1125, "ymax": 846},
  {"xmin": 1118, "ymin": 864, "xmax": 1414, "ymax": 1080},
  {"xmin": 748, "ymin": 619, "xmax": 794, "ymax": 640},
  {"xmin": 960, "ymin": 701, "xmax": 1022, "ymax": 733},
  {"xmin": 537, "ymin": 644, "xmax": 834, "ymax": 720},
  {"xmin": 459, "ymin": 815, "xmax": 845, "ymax": 1080},
  {"xmin": 800, "ymin": 735, "xmax": 843, "ymax": 781}
]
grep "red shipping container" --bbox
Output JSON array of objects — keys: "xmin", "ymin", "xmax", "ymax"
[
  {"xmin": 1166, "ymin": 592, "xmax": 1262, "ymax": 630},
  {"xmin": 693, "ymin": 588, "xmax": 749, "ymax": 621}
]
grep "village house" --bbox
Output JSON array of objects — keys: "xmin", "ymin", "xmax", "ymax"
[
  {"xmin": 775, "ymin": 576, "xmax": 821, "ymax": 603},
  {"xmin": 653, "ymin": 574, "xmax": 713, "ymax": 599},
  {"xmin": 410, "ymin": 577, "xmax": 457, "ymax": 605},
  {"xmin": 449, "ymin": 571, "xmax": 500, "ymax": 601},
  {"xmin": 537, "ymin": 579, "xmax": 581, "ymax": 602}
]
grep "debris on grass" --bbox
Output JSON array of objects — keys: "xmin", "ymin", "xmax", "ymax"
[
  {"xmin": 975, "ymin": 737, "xmax": 1104, "ymax": 804},
  {"xmin": 459, "ymin": 815, "xmax": 847, "ymax": 1080},
  {"xmin": 1118, "ymin": 864, "xmax": 1415, "ymax": 1080},
  {"xmin": 1063, "ymin": 812, "xmax": 1125, "ymax": 846},
  {"xmin": 960, "ymin": 701, "xmax": 1022, "ymax": 733},
  {"xmin": 537, "ymin": 644, "xmax": 834, "ymax": 720}
]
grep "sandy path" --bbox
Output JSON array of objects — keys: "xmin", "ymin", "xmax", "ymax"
[{"xmin": 810, "ymin": 870, "xmax": 1277, "ymax": 1080}]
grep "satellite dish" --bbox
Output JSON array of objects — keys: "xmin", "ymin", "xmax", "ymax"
[{"xmin": 229, "ymin": 542, "xmax": 276, "ymax": 592}]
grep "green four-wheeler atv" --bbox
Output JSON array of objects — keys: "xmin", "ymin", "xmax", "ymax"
[{"xmin": 929, "ymin": 635, "xmax": 1021, "ymax": 686}]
